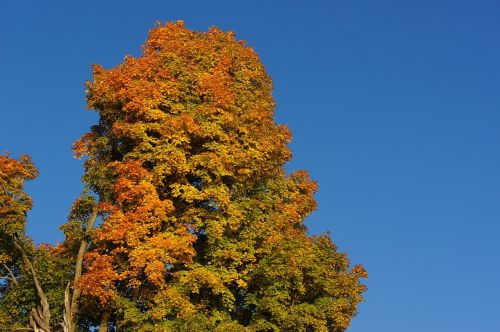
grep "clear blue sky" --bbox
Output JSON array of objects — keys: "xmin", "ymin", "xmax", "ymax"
[{"xmin": 1, "ymin": 1, "xmax": 499, "ymax": 330}]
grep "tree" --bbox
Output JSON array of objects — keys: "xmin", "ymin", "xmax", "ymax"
[
  {"xmin": 0, "ymin": 153, "xmax": 59, "ymax": 331},
  {"xmin": 0, "ymin": 154, "xmax": 83, "ymax": 332},
  {"xmin": 0, "ymin": 21, "xmax": 366, "ymax": 332},
  {"xmin": 73, "ymin": 21, "xmax": 367, "ymax": 331}
]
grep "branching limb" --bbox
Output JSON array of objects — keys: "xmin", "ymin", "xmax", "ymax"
[
  {"xmin": 0, "ymin": 275, "xmax": 16, "ymax": 283},
  {"xmin": 62, "ymin": 205, "xmax": 99, "ymax": 332},
  {"xmin": 14, "ymin": 239, "xmax": 51, "ymax": 332},
  {"xmin": 2, "ymin": 263, "xmax": 18, "ymax": 285}
]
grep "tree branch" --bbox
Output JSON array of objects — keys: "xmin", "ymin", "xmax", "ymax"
[
  {"xmin": 3, "ymin": 263, "xmax": 18, "ymax": 285},
  {"xmin": 0, "ymin": 275, "xmax": 15, "ymax": 282},
  {"xmin": 71, "ymin": 206, "xmax": 99, "ymax": 310},
  {"xmin": 62, "ymin": 205, "xmax": 99, "ymax": 332},
  {"xmin": 14, "ymin": 239, "xmax": 51, "ymax": 331},
  {"xmin": 31, "ymin": 307, "xmax": 50, "ymax": 332}
]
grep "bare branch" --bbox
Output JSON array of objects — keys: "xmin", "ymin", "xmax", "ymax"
[
  {"xmin": 31, "ymin": 307, "xmax": 50, "ymax": 332},
  {"xmin": 3, "ymin": 263, "xmax": 18, "ymax": 285},
  {"xmin": 61, "ymin": 283, "xmax": 70, "ymax": 332},
  {"xmin": 0, "ymin": 275, "xmax": 15, "ymax": 282}
]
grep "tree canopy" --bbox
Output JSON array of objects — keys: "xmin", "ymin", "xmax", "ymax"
[{"xmin": 0, "ymin": 21, "xmax": 366, "ymax": 332}]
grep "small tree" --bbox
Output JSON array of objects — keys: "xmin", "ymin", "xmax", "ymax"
[
  {"xmin": 73, "ymin": 21, "xmax": 367, "ymax": 331},
  {"xmin": 0, "ymin": 154, "xmax": 54, "ymax": 331},
  {"xmin": 0, "ymin": 157, "xmax": 98, "ymax": 332}
]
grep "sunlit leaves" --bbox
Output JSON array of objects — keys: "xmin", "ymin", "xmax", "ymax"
[
  {"xmin": 73, "ymin": 21, "xmax": 367, "ymax": 331},
  {"xmin": 0, "ymin": 153, "xmax": 38, "ymax": 241}
]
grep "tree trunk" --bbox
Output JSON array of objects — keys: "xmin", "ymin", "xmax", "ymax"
[
  {"xmin": 98, "ymin": 311, "xmax": 110, "ymax": 332},
  {"xmin": 62, "ymin": 207, "xmax": 99, "ymax": 332}
]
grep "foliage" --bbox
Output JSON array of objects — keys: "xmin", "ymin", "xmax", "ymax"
[
  {"xmin": 0, "ymin": 153, "xmax": 39, "ymax": 329},
  {"xmin": 73, "ymin": 21, "xmax": 367, "ymax": 331},
  {"xmin": 0, "ymin": 21, "xmax": 367, "ymax": 332},
  {"xmin": 0, "ymin": 154, "xmax": 71, "ymax": 331},
  {"xmin": 0, "ymin": 153, "xmax": 37, "ymax": 245}
]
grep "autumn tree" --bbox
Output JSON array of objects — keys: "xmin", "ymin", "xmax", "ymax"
[
  {"xmin": 0, "ymin": 153, "xmax": 68, "ymax": 331},
  {"xmin": 70, "ymin": 21, "xmax": 367, "ymax": 331},
  {"xmin": 0, "ymin": 153, "xmax": 39, "ymax": 329},
  {"xmin": 0, "ymin": 159, "xmax": 99, "ymax": 332}
]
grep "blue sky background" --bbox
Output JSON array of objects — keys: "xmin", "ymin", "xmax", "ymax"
[{"xmin": 1, "ymin": 1, "xmax": 499, "ymax": 330}]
